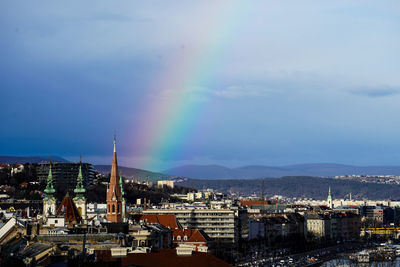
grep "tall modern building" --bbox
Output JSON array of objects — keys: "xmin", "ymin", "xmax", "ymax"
[
  {"xmin": 36, "ymin": 162, "xmax": 94, "ymax": 191},
  {"xmin": 106, "ymin": 138, "xmax": 124, "ymax": 223}
]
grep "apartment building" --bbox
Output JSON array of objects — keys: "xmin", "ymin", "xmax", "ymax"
[
  {"xmin": 306, "ymin": 213, "xmax": 331, "ymax": 239},
  {"xmin": 306, "ymin": 211, "xmax": 360, "ymax": 241},
  {"xmin": 142, "ymin": 206, "xmax": 241, "ymax": 243}
]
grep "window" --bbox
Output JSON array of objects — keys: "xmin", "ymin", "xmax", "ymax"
[
  {"xmin": 108, "ymin": 205, "xmax": 110, "ymax": 213},
  {"xmin": 55, "ymin": 220, "xmax": 58, "ymax": 223},
  {"xmin": 112, "ymin": 204, "xmax": 115, "ymax": 213},
  {"xmin": 117, "ymin": 204, "xmax": 120, "ymax": 213},
  {"xmin": 177, "ymin": 236, "xmax": 181, "ymax": 241},
  {"xmin": 184, "ymin": 236, "xmax": 187, "ymax": 241}
]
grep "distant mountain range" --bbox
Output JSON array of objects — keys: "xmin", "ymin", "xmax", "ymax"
[
  {"xmin": 178, "ymin": 176, "xmax": 400, "ymax": 200},
  {"xmin": 94, "ymin": 165, "xmax": 173, "ymax": 182},
  {"xmin": 5, "ymin": 155, "xmax": 400, "ymax": 181},
  {"xmin": 164, "ymin": 163, "xmax": 400, "ymax": 179},
  {"xmin": 0, "ymin": 155, "xmax": 69, "ymax": 164}
]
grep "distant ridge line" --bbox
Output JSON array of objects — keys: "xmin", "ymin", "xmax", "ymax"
[
  {"xmin": 163, "ymin": 163, "xmax": 400, "ymax": 179},
  {"xmin": 0, "ymin": 155, "xmax": 69, "ymax": 164},
  {"xmin": 93, "ymin": 165, "xmax": 173, "ymax": 182}
]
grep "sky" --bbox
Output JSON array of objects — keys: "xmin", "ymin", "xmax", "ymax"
[{"xmin": 1, "ymin": 1, "xmax": 400, "ymax": 172}]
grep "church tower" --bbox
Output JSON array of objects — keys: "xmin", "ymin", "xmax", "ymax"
[
  {"xmin": 120, "ymin": 175, "xmax": 127, "ymax": 222},
  {"xmin": 73, "ymin": 162, "xmax": 87, "ymax": 223},
  {"xmin": 106, "ymin": 137, "xmax": 123, "ymax": 223},
  {"xmin": 43, "ymin": 163, "xmax": 57, "ymax": 221},
  {"xmin": 327, "ymin": 186, "xmax": 333, "ymax": 209}
]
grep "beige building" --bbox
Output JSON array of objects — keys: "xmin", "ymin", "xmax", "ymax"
[
  {"xmin": 306, "ymin": 213, "xmax": 331, "ymax": 239},
  {"xmin": 143, "ymin": 207, "xmax": 239, "ymax": 243},
  {"xmin": 157, "ymin": 180, "xmax": 175, "ymax": 188},
  {"xmin": 306, "ymin": 212, "xmax": 360, "ymax": 241}
]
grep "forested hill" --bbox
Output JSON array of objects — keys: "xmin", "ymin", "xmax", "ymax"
[
  {"xmin": 0, "ymin": 155, "xmax": 68, "ymax": 164},
  {"xmin": 164, "ymin": 163, "xmax": 400, "ymax": 179},
  {"xmin": 94, "ymin": 165, "xmax": 173, "ymax": 182},
  {"xmin": 177, "ymin": 176, "xmax": 400, "ymax": 200}
]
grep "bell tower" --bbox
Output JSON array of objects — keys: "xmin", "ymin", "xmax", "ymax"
[
  {"xmin": 73, "ymin": 161, "xmax": 87, "ymax": 223},
  {"xmin": 43, "ymin": 163, "xmax": 57, "ymax": 221},
  {"xmin": 106, "ymin": 137, "xmax": 123, "ymax": 223}
]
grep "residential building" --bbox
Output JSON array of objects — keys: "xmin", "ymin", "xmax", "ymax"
[
  {"xmin": 306, "ymin": 213, "xmax": 331, "ymax": 239},
  {"xmin": 157, "ymin": 180, "xmax": 174, "ymax": 188},
  {"xmin": 142, "ymin": 206, "xmax": 240, "ymax": 243}
]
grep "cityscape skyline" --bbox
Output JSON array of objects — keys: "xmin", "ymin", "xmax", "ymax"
[{"xmin": 1, "ymin": 1, "xmax": 400, "ymax": 172}]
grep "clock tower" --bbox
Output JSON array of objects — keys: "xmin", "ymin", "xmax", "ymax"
[
  {"xmin": 43, "ymin": 163, "xmax": 57, "ymax": 221},
  {"xmin": 73, "ymin": 162, "xmax": 87, "ymax": 222}
]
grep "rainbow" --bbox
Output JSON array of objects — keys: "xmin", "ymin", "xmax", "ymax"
[{"xmin": 132, "ymin": 2, "xmax": 254, "ymax": 172}]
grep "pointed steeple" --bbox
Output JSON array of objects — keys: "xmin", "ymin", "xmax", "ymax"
[
  {"xmin": 44, "ymin": 163, "xmax": 56, "ymax": 195},
  {"xmin": 327, "ymin": 186, "xmax": 332, "ymax": 201},
  {"xmin": 107, "ymin": 136, "xmax": 123, "ymax": 223},
  {"xmin": 74, "ymin": 161, "xmax": 86, "ymax": 200},
  {"xmin": 327, "ymin": 185, "xmax": 333, "ymax": 209},
  {"xmin": 114, "ymin": 134, "xmax": 116, "ymax": 153},
  {"xmin": 110, "ymin": 135, "xmax": 120, "ymax": 188}
]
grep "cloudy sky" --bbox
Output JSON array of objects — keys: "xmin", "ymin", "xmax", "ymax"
[{"xmin": 1, "ymin": 1, "xmax": 400, "ymax": 171}]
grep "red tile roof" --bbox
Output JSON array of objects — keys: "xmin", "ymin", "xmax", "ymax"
[
  {"xmin": 95, "ymin": 249, "xmax": 232, "ymax": 267},
  {"xmin": 240, "ymin": 200, "xmax": 270, "ymax": 207},
  {"xmin": 56, "ymin": 194, "xmax": 82, "ymax": 224},
  {"xmin": 173, "ymin": 229, "xmax": 211, "ymax": 243},
  {"xmin": 132, "ymin": 214, "xmax": 182, "ymax": 229}
]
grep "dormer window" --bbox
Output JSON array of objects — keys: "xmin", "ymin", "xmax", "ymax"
[{"xmin": 177, "ymin": 236, "xmax": 181, "ymax": 241}]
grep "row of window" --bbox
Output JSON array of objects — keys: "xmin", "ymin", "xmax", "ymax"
[{"xmin": 174, "ymin": 236, "xmax": 188, "ymax": 241}]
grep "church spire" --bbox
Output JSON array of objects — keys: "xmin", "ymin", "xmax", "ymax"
[
  {"xmin": 113, "ymin": 134, "xmax": 116, "ymax": 153},
  {"xmin": 327, "ymin": 185, "xmax": 333, "ymax": 209},
  {"xmin": 74, "ymin": 161, "xmax": 86, "ymax": 200},
  {"xmin": 44, "ymin": 163, "xmax": 56, "ymax": 196},
  {"xmin": 109, "ymin": 136, "xmax": 120, "ymax": 191},
  {"xmin": 107, "ymin": 136, "xmax": 123, "ymax": 223},
  {"xmin": 43, "ymin": 162, "xmax": 57, "ymax": 219}
]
